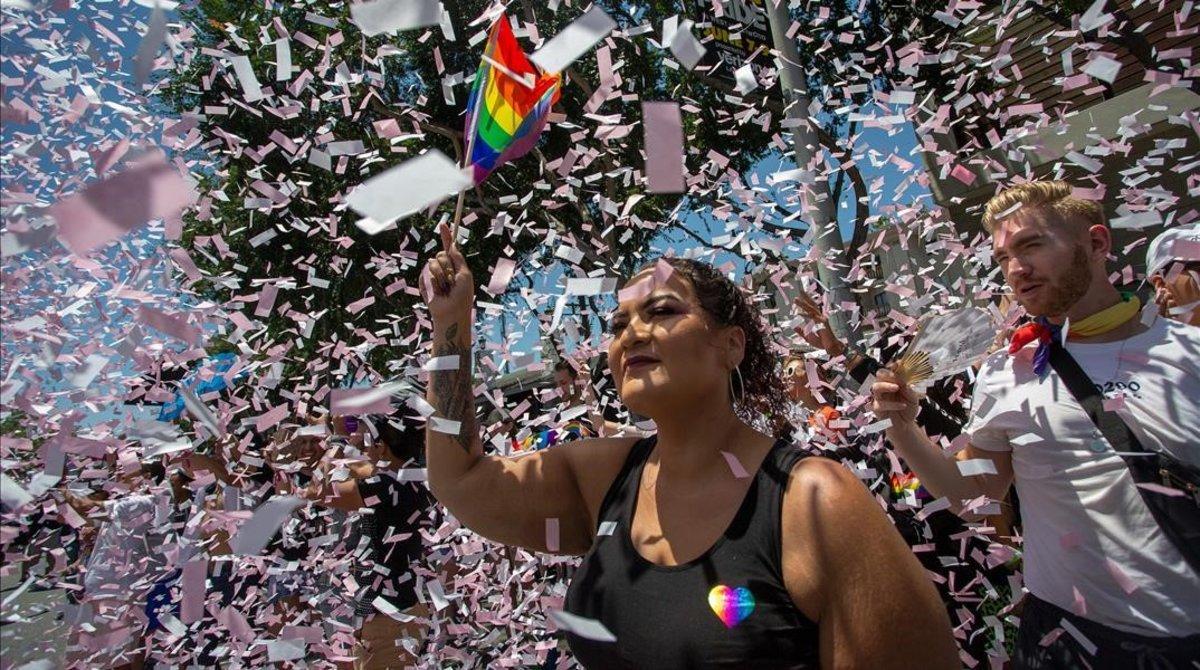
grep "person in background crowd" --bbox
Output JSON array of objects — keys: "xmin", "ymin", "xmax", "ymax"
[
  {"xmin": 421, "ymin": 222, "xmax": 958, "ymax": 668},
  {"xmin": 300, "ymin": 413, "xmax": 433, "ymax": 670},
  {"xmin": 873, "ymin": 181, "xmax": 1200, "ymax": 668},
  {"xmin": 552, "ymin": 360, "xmax": 584, "ymax": 410},
  {"xmin": 793, "ymin": 291, "xmax": 970, "ymax": 440},
  {"xmin": 64, "ymin": 456, "xmax": 189, "ymax": 670},
  {"xmin": 782, "ymin": 351, "xmax": 844, "ymax": 442},
  {"xmin": 1145, "ymin": 223, "xmax": 1200, "ymax": 326}
]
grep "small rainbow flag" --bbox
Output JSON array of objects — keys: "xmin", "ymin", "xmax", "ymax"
[{"xmin": 463, "ymin": 15, "xmax": 561, "ymax": 184}]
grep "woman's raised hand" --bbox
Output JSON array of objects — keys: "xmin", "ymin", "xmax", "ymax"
[{"xmin": 422, "ymin": 222, "xmax": 474, "ymax": 326}]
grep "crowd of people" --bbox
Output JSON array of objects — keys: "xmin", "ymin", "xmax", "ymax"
[{"xmin": 4, "ymin": 180, "xmax": 1199, "ymax": 668}]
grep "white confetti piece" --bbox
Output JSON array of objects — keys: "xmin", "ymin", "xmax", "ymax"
[
  {"xmin": 229, "ymin": 55, "xmax": 265, "ymax": 102},
  {"xmin": 1081, "ymin": 54, "xmax": 1120, "ymax": 84},
  {"xmin": 861, "ymin": 419, "xmax": 893, "ymax": 434},
  {"xmin": 1110, "ymin": 211, "xmax": 1162, "ymax": 230},
  {"xmin": 274, "ymin": 38, "xmax": 292, "ymax": 81},
  {"xmin": 667, "ymin": 20, "xmax": 706, "ymax": 71},
  {"xmin": 0, "ymin": 473, "xmax": 34, "ymax": 510},
  {"xmin": 549, "ymin": 610, "xmax": 617, "ymax": 642},
  {"xmin": 733, "ymin": 64, "xmax": 758, "ymax": 94},
  {"xmin": 373, "ymin": 596, "xmax": 417, "ymax": 621},
  {"xmin": 566, "ymin": 277, "xmax": 617, "ymax": 296},
  {"xmin": 530, "ymin": 6, "xmax": 616, "ymax": 74},
  {"xmin": 266, "ymin": 638, "xmax": 307, "ymax": 662},
  {"xmin": 230, "ymin": 496, "xmax": 304, "ymax": 556},
  {"xmin": 350, "ymin": 0, "xmax": 444, "ymax": 36},
  {"xmin": 347, "ymin": 150, "xmax": 472, "ymax": 230},
  {"xmin": 428, "ymin": 416, "xmax": 462, "ymax": 434},
  {"xmin": 956, "ymin": 459, "xmax": 998, "ymax": 476},
  {"xmin": 423, "ymin": 355, "xmax": 461, "ymax": 371},
  {"xmin": 427, "ymin": 578, "xmax": 451, "ymax": 611},
  {"xmin": 67, "ymin": 353, "xmax": 108, "ymax": 389}
]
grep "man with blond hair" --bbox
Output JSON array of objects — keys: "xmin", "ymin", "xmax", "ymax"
[{"xmin": 872, "ymin": 181, "xmax": 1200, "ymax": 668}]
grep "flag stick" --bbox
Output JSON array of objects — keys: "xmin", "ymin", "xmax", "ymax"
[{"xmin": 450, "ymin": 189, "xmax": 466, "ymax": 240}]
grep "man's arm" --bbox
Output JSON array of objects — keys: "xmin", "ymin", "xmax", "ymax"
[{"xmin": 872, "ymin": 369, "xmax": 1014, "ymax": 509}]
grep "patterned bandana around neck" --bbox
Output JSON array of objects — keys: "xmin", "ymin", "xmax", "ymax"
[{"xmin": 1008, "ymin": 292, "xmax": 1142, "ymax": 375}]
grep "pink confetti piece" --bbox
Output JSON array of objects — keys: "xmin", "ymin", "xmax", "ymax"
[
  {"xmin": 330, "ymin": 387, "xmax": 395, "ymax": 415},
  {"xmin": 254, "ymin": 283, "xmax": 279, "ymax": 317},
  {"xmin": 720, "ymin": 451, "xmax": 751, "ymax": 479},
  {"xmin": 949, "ymin": 164, "xmax": 975, "ymax": 186},
  {"xmin": 1101, "ymin": 394, "xmax": 1126, "ymax": 412},
  {"xmin": 255, "ymin": 403, "xmax": 290, "ymax": 432},
  {"xmin": 1135, "ymin": 482, "xmax": 1188, "ymax": 497},
  {"xmin": 546, "ymin": 518, "xmax": 560, "ymax": 552},
  {"xmin": 346, "ymin": 295, "xmax": 376, "ymax": 314},
  {"xmin": 90, "ymin": 138, "xmax": 131, "ymax": 176},
  {"xmin": 1071, "ymin": 586, "xmax": 1087, "ymax": 616},
  {"xmin": 135, "ymin": 306, "xmax": 202, "ymax": 346},
  {"xmin": 374, "ymin": 118, "xmax": 402, "ymax": 138},
  {"xmin": 179, "ymin": 559, "xmax": 208, "ymax": 624},
  {"xmin": 642, "ymin": 101, "xmax": 685, "ymax": 193},
  {"xmin": 50, "ymin": 154, "xmax": 198, "ymax": 255},
  {"xmin": 485, "ymin": 258, "xmax": 517, "ymax": 296},
  {"xmin": 1103, "ymin": 558, "xmax": 1139, "ymax": 595},
  {"xmin": 617, "ymin": 279, "xmax": 655, "ymax": 303}
]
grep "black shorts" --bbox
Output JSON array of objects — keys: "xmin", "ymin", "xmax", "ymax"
[{"xmin": 1014, "ymin": 594, "xmax": 1200, "ymax": 670}]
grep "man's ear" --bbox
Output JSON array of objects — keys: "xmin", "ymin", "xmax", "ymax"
[{"xmin": 1087, "ymin": 224, "xmax": 1112, "ymax": 260}]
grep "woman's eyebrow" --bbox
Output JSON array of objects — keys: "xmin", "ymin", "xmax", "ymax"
[
  {"xmin": 643, "ymin": 292, "xmax": 683, "ymax": 306},
  {"xmin": 610, "ymin": 291, "xmax": 685, "ymax": 321}
]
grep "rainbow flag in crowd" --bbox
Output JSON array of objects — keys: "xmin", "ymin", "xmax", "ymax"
[
  {"xmin": 463, "ymin": 15, "xmax": 561, "ymax": 184},
  {"xmin": 891, "ymin": 471, "xmax": 932, "ymax": 501}
]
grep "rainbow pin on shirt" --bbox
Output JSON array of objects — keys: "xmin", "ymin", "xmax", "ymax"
[{"xmin": 708, "ymin": 584, "xmax": 756, "ymax": 628}]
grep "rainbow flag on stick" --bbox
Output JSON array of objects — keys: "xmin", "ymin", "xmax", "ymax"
[{"xmin": 463, "ymin": 15, "xmax": 561, "ymax": 184}]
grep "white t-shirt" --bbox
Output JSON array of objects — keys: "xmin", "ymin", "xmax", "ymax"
[{"xmin": 964, "ymin": 315, "xmax": 1200, "ymax": 637}]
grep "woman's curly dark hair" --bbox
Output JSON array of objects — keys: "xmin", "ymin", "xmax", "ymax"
[{"xmin": 634, "ymin": 257, "xmax": 791, "ymax": 439}]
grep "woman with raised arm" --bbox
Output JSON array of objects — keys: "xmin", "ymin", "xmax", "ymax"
[{"xmin": 421, "ymin": 223, "xmax": 958, "ymax": 669}]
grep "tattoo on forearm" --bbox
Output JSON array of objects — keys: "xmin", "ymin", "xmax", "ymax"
[{"xmin": 432, "ymin": 324, "xmax": 476, "ymax": 453}]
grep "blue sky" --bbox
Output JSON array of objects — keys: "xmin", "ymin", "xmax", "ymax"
[
  {"xmin": 494, "ymin": 120, "xmax": 931, "ymax": 361},
  {"xmin": 1, "ymin": 2, "xmax": 933, "ymax": 399}
]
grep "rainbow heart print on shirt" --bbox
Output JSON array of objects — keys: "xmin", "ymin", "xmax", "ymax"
[{"xmin": 708, "ymin": 584, "xmax": 756, "ymax": 628}]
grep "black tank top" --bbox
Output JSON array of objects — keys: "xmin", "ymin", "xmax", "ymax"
[{"xmin": 563, "ymin": 436, "xmax": 819, "ymax": 669}]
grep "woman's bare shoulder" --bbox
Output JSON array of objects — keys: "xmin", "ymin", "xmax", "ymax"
[{"xmin": 783, "ymin": 455, "xmax": 860, "ymax": 502}]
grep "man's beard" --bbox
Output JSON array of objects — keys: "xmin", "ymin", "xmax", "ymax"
[{"xmin": 1033, "ymin": 244, "xmax": 1092, "ymax": 317}]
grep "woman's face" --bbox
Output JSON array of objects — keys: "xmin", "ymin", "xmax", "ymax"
[
  {"xmin": 784, "ymin": 356, "xmax": 818, "ymax": 409},
  {"xmin": 606, "ymin": 269, "xmax": 743, "ymax": 420}
]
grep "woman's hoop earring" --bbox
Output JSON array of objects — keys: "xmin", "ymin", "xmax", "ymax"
[{"xmin": 729, "ymin": 367, "xmax": 746, "ymax": 405}]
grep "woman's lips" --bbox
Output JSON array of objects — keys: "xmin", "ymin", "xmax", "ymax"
[{"xmin": 624, "ymin": 356, "xmax": 659, "ymax": 371}]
